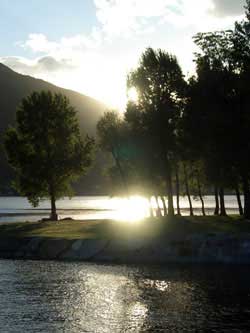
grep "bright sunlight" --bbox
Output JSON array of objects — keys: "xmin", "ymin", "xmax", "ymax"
[
  {"xmin": 127, "ymin": 87, "xmax": 138, "ymax": 103},
  {"xmin": 114, "ymin": 196, "xmax": 149, "ymax": 222}
]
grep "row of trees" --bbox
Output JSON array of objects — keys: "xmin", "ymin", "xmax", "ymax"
[
  {"xmin": 97, "ymin": 0, "xmax": 250, "ymax": 219},
  {"xmin": 4, "ymin": 0, "xmax": 250, "ymax": 220}
]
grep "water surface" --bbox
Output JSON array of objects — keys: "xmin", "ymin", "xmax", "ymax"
[
  {"xmin": 0, "ymin": 260, "xmax": 250, "ymax": 332},
  {"xmin": 0, "ymin": 195, "xmax": 242, "ymax": 222}
]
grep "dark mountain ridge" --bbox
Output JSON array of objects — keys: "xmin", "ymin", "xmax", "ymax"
[
  {"xmin": 0, "ymin": 63, "xmax": 105, "ymax": 134},
  {"xmin": 0, "ymin": 63, "xmax": 108, "ymax": 194}
]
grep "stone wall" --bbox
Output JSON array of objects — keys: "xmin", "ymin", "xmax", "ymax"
[{"xmin": 1, "ymin": 234, "xmax": 250, "ymax": 264}]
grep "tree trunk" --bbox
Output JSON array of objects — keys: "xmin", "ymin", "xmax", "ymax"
[
  {"xmin": 235, "ymin": 185, "xmax": 243, "ymax": 216},
  {"xmin": 219, "ymin": 187, "xmax": 227, "ymax": 216},
  {"xmin": 113, "ymin": 152, "xmax": 129, "ymax": 198},
  {"xmin": 175, "ymin": 166, "xmax": 181, "ymax": 215},
  {"xmin": 214, "ymin": 186, "xmax": 220, "ymax": 215},
  {"xmin": 197, "ymin": 175, "xmax": 205, "ymax": 216},
  {"xmin": 155, "ymin": 196, "xmax": 162, "ymax": 217},
  {"xmin": 166, "ymin": 162, "xmax": 174, "ymax": 217},
  {"xmin": 243, "ymin": 176, "xmax": 250, "ymax": 219},
  {"xmin": 50, "ymin": 190, "xmax": 58, "ymax": 221},
  {"xmin": 161, "ymin": 196, "xmax": 168, "ymax": 216},
  {"xmin": 148, "ymin": 196, "xmax": 154, "ymax": 218},
  {"xmin": 183, "ymin": 163, "xmax": 193, "ymax": 216}
]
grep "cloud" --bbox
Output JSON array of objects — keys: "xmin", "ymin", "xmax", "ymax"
[
  {"xmin": 22, "ymin": 31, "xmax": 102, "ymax": 58},
  {"xmin": 22, "ymin": 34, "xmax": 58, "ymax": 54},
  {"xmin": 18, "ymin": 1, "xmax": 246, "ymax": 57},
  {"xmin": 38, "ymin": 56, "xmax": 74, "ymax": 71},
  {"xmin": 94, "ymin": 0, "xmax": 170, "ymax": 37},
  {"xmin": 0, "ymin": 56, "xmax": 74, "ymax": 76},
  {"xmin": 211, "ymin": 0, "xmax": 245, "ymax": 17},
  {"xmin": 93, "ymin": 0, "xmax": 245, "ymax": 38},
  {"xmin": 2, "ymin": 0, "xmax": 246, "ymax": 110}
]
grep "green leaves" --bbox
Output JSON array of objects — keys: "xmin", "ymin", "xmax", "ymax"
[{"xmin": 4, "ymin": 91, "xmax": 95, "ymax": 207}]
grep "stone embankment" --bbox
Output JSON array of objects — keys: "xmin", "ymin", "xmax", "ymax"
[{"xmin": 1, "ymin": 233, "xmax": 250, "ymax": 264}]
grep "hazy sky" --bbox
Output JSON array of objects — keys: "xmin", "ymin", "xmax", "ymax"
[{"xmin": 0, "ymin": 0, "xmax": 246, "ymax": 109}]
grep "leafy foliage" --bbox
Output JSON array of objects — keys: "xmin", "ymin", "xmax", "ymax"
[
  {"xmin": 4, "ymin": 91, "xmax": 95, "ymax": 217},
  {"xmin": 97, "ymin": 2, "xmax": 250, "ymax": 218}
]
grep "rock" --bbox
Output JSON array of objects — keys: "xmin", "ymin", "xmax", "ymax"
[
  {"xmin": 1, "ymin": 233, "xmax": 250, "ymax": 264},
  {"xmin": 37, "ymin": 238, "xmax": 73, "ymax": 259},
  {"xmin": 63, "ymin": 239, "xmax": 109, "ymax": 260}
]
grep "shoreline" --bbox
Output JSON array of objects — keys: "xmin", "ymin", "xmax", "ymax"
[
  {"xmin": 0, "ymin": 216, "xmax": 250, "ymax": 264},
  {"xmin": 0, "ymin": 207, "xmax": 242, "ymax": 224},
  {"xmin": 1, "ymin": 233, "xmax": 250, "ymax": 264}
]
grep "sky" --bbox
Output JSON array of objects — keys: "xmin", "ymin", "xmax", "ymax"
[{"xmin": 0, "ymin": 0, "xmax": 246, "ymax": 110}]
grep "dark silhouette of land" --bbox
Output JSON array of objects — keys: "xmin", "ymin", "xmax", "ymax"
[{"xmin": 0, "ymin": 63, "xmax": 107, "ymax": 194}]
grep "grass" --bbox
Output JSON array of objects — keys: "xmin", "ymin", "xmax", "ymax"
[{"xmin": 0, "ymin": 215, "xmax": 250, "ymax": 240}]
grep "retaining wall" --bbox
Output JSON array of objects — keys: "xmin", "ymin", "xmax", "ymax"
[{"xmin": 1, "ymin": 233, "xmax": 250, "ymax": 264}]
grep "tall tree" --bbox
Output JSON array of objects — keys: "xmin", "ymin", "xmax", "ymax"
[
  {"xmin": 4, "ymin": 91, "xmax": 94, "ymax": 220},
  {"xmin": 127, "ymin": 48, "xmax": 186, "ymax": 216},
  {"xmin": 125, "ymin": 101, "xmax": 166, "ymax": 212},
  {"xmin": 192, "ymin": 1, "xmax": 250, "ymax": 218},
  {"xmin": 231, "ymin": 2, "xmax": 250, "ymax": 218},
  {"xmin": 192, "ymin": 31, "xmax": 238, "ymax": 216},
  {"xmin": 97, "ymin": 110, "xmax": 131, "ymax": 196}
]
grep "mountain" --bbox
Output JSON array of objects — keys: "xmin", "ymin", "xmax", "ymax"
[
  {"xmin": 0, "ymin": 63, "xmax": 106, "ymax": 134},
  {"xmin": 0, "ymin": 63, "xmax": 108, "ymax": 194}
]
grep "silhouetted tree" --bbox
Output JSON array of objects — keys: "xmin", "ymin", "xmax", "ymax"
[
  {"xmin": 4, "ymin": 91, "xmax": 94, "ymax": 220},
  {"xmin": 192, "ymin": 2, "xmax": 250, "ymax": 218},
  {"xmin": 97, "ymin": 110, "xmax": 131, "ymax": 196},
  {"xmin": 191, "ymin": 31, "xmax": 239, "ymax": 216},
  {"xmin": 127, "ymin": 48, "xmax": 186, "ymax": 216},
  {"xmin": 231, "ymin": 2, "xmax": 250, "ymax": 218},
  {"xmin": 235, "ymin": 184, "xmax": 244, "ymax": 216},
  {"xmin": 125, "ymin": 101, "xmax": 167, "ymax": 215},
  {"xmin": 96, "ymin": 2, "xmax": 250, "ymax": 219}
]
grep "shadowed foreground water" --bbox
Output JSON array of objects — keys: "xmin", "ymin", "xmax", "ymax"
[{"xmin": 1, "ymin": 261, "xmax": 250, "ymax": 332}]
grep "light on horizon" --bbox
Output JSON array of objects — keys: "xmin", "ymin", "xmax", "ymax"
[{"xmin": 114, "ymin": 196, "xmax": 149, "ymax": 222}]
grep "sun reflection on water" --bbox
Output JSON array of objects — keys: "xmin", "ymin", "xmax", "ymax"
[{"xmin": 143, "ymin": 279, "xmax": 170, "ymax": 292}]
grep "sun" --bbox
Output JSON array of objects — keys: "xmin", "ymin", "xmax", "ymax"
[
  {"xmin": 114, "ymin": 196, "xmax": 149, "ymax": 222},
  {"xmin": 127, "ymin": 87, "xmax": 138, "ymax": 103}
]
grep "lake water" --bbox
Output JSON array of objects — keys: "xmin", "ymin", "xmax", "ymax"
[
  {"xmin": 0, "ymin": 195, "xmax": 243, "ymax": 222},
  {"xmin": 1, "ymin": 260, "xmax": 250, "ymax": 332}
]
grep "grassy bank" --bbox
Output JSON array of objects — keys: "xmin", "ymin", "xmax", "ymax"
[{"xmin": 0, "ymin": 216, "xmax": 249, "ymax": 240}]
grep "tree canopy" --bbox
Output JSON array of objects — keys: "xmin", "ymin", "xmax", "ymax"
[
  {"xmin": 4, "ymin": 91, "xmax": 95, "ymax": 220},
  {"xmin": 97, "ymin": 1, "xmax": 250, "ymax": 219}
]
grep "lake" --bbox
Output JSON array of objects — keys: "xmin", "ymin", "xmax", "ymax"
[
  {"xmin": 0, "ymin": 260, "xmax": 250, "ymax": 332},
  {"xmin": 0, "ymin": 195, "xmax": 243, "ymax": 222}
]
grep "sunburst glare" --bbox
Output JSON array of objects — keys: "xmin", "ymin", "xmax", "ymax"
[
  {"xmin": 114, "ymin": 196, "xmax": 149, "ymax": 222},
  {"xmin": 127, "ymin": 87, "xmax": 138, "ymax": 103}
]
